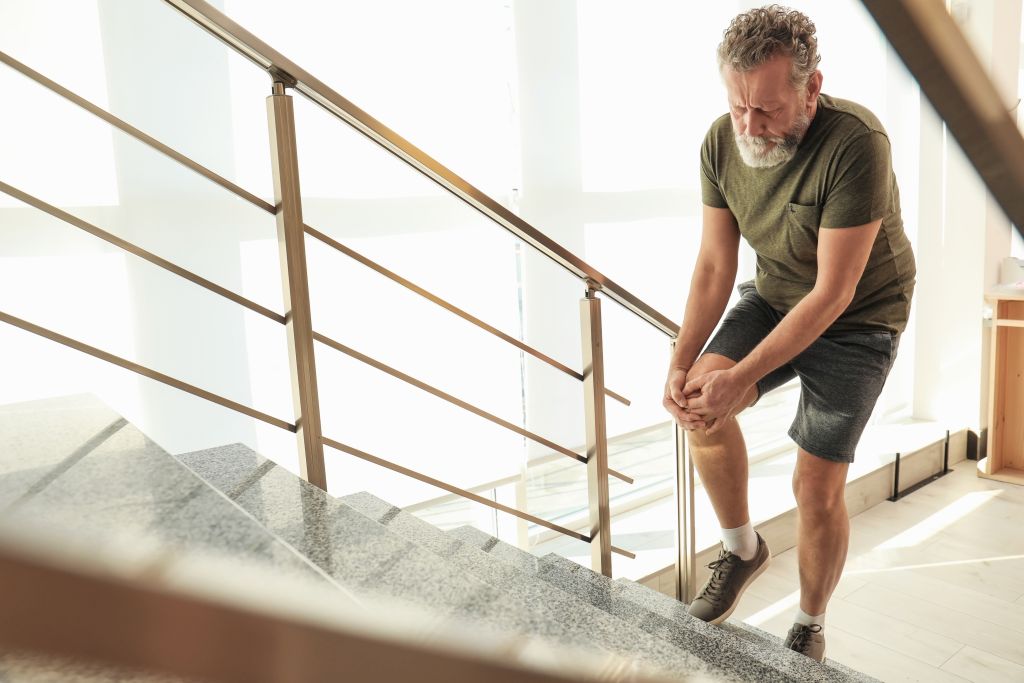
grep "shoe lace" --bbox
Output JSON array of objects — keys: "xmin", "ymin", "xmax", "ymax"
[
  {"xmin": 697, "ymin": 547, "xmax": 736, "ymax": 604},
  {"xmin": 789, "ymin": 624, "xmax": 823, "ymax": 654}
]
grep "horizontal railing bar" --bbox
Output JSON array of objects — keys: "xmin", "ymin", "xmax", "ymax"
[
  {"xmin": 312, "ymin": 331, "xmax": 634, "ymax": 485},
  {"xmin": 405, "ymin": 427, "xmax": 666, "ymax": 512},
  {"xmin": 604, "ymin": 387, "xmax": 631, "ymax": 407},
  {"xmin": 321, "ymin": 436, "xmax": 589, "ymax": 543},
  {"xmin": 611, "ymin": 545, "xmax": 637, "ymax": 560},
  {"xmin": 0, "ymin": 50, "xmax": 275, "ymax": 215},
  {"xmin": 607, "ymin": 468, "xmax": 633, "ymax": 485},
  {"xmin": 162, "ymin": 0, "xmax": 679, "ymax": 338},
  {"xmin": 0, "ymin": 181, "xmax": 286, "ymax": 325},
  {"xmin": 323, "ymin": 435, "xmax": 634, "ymax": 558},
  {"xmin": 0, "ymin": 311, "xmax": 295, "ymax": 433},
  {"xmin": 303, "ymin": 225, "xmax": 631, "ymax": 408}
]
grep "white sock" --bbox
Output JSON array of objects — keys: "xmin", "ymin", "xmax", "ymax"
[
  {"xmin": 721, "ymin": 522, "xmax": 758, "ymax": 561},
  {"xmin": 795, "ymin": 607, "xmax": 825, "ymax": 628}
]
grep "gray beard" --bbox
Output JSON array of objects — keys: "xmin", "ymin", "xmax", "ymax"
[{"xmin": 734, "ymin": 111, "xmax": 811, "ymax": 168}]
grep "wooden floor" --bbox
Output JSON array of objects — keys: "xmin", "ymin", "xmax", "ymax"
[{"xmin": 732, "ymin": 460, "xmax": 1024, "ymax": 682}]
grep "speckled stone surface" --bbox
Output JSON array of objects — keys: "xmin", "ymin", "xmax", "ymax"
[
  {"xmin": 446, "ymin": 526, "xmax": 876, "ymax": 683},
  {"xmin": 447, "ymin": 523, "xmax": 540, "ymax": 574},
  {"xmin": 343, "ymin": 491, "xmax": 766, "ymax": 682},
  {"xmin": 179, "ymin": 446, "xmax": 729, "ymax": 682},
  {"xmin": 612, "ymin": 578, "xmax": 878, "ymax": 683},
  {"xmin": 535, "ymin": 554, "xmax": 807, "ymax": 682},
  {"xmin": 0, "ymin": 397, "xmax": 326, "ymax": 588},
  {"xmin": 0, "ymin": 394, "xmax": 127, "ymax": 511}
]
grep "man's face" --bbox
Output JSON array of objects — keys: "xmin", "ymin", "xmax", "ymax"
[{"xmin": 722, "ymin": 55, "xmax": 819, "ymax": 168}]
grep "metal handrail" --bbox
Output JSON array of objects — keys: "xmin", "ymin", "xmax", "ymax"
[
  {"xmin": 2, "ymin": 176, "xmax": 639, "ymax": 485},
  {"xmin": 3, "ymin": 179, "xmax": 631, "ymax": 482},
  {"xmin": 0, "ymin": 50, "xmax": 635, "ymax": 407},
  {"xmin": 0, "ymin": 181, "xmax": 285, "ymax": 324},
  {"xmin": 0, "ymin": 311, "xmax": 296, "ymax": 432},
  {"xmin": 0, "ymin": 301, "xmax": 622, "ymax": 548},
  {"xmin": 312, "ymin": 331, "xmax": 634, "ymax": 484},
  {"xmin": 2, "ymin": 1, "xmax": 694, "ymax": 575},
  {"xmin": 321, "ymin": 435, "xmax": 636, "ymax": 560},
  {"xmin": 304, "ymin": 225, "xmax": 632, "ymax": 407},
  {"xmin": 161, "ymin": 0, "xmax": 681, "ymax": 338},
  {"xmin": 0, "ymin": 307, "xmax": 627, "ymax": 551},
  {"xmin": 0, "ymin": 50, "xmax": 274, "ymax": 215},
  {"xmin": 1, "ymin": 172, "xmax": 641, "ymax": 546}
]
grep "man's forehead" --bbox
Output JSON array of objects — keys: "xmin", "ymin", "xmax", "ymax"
[{"xmin": 722, "ymin": 55, "xmax": 794, "ymax": 101}]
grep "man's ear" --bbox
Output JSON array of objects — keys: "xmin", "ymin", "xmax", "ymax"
[{"xmin": 805, "ymin": 70, "xmax": 823, "ymax": 104}]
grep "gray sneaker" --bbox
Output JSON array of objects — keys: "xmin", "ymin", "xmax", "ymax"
[
  {"xmin": 687, "ymin": 533, "xmax": 770, "ymax": 624},
  {"xmin": 784, "ymin": 623, "xmax": 826, "ymax": 662}
]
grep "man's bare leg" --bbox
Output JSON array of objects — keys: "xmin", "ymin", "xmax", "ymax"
[
  {"xmin": 683, "ymin": 353, "xmax": 758, "ymax": 529},
  {"xmin": 682, "ymin": 354, "xmax": 769, "ymax": 624},
  {"xmin": 792, "ymin": 449, "xmax": 850, "ymax": 615}
]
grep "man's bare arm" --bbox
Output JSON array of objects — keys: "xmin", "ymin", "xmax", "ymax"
[
  {"xmin": 663, "ymin": 206, "xmax": 740, "ymax": 428},
  {"xmin": 684, "ymin": 218, "xmax": 882, "ymax": 431},
  {"xmin": 670, "ymin": 206, "xmax": 741, "ymax": 370}
]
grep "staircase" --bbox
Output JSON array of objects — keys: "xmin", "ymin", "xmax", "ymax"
[{"xmin": 0, "ymin": 395, "xmax": 877, "ymax": 682}]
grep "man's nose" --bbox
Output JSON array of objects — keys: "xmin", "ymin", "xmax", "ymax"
[{"xmin": 743, "ymin": 111, "xmax": 768, "ymax": 137}]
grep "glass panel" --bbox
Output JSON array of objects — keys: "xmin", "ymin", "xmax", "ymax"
[
  {"xmin": 1, "ymin": 0, "xmax": 275, "ymax": 203},
  {"xmin": 0, "ymin": 203, "xmax": 293, "ymax": 455},
  {"xmin": 0, "ymin": 65, "xmax": 283, "ymax": 314},
  {"xmin": 0, "ymin": 0, "xmax": 117, "ymax": 208},
  {"xmin": 296, "ymin": 94, "xmax": 590, "ymax": 542},
  {"xmin": 0, "ymin": 7, "xmax": 293, "ymax": 468},
  {"xmin": 224, "ymin": 0, "xmax": 518, "ymax": 201}
]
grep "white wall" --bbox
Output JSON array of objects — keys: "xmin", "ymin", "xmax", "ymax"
[{"xmin": 912, "ymin": 0, "xmax": 1022, "ymax": 442}]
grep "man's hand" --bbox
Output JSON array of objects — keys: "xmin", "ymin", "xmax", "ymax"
[
  {"xmin": 682, "ymin": 368, "xmax": 752, "ymax": 435},
  {"xmin": 663, "ymin": 367, "xmax": 708, "ymax": 431}
]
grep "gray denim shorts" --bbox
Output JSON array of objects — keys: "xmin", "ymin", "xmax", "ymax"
[{"xmin": 702, "ymin": 281, "xmax": 899, "ymax": 463}]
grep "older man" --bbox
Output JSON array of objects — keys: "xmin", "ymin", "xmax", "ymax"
[{"xmin": 662, "ymin": 5, "xmax": 915, "ymax": 661}]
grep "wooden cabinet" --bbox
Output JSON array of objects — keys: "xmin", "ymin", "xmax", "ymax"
[{"xmin": 981, "ymin": 288, "xmax": 1024, "ymax": 485}]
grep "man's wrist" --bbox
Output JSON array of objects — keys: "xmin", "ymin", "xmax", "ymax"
[
  {"xmin": 669, "ymin": 357, "xmax": 694, "ymax": 373},
  {"xmin": 728, "ymin": 361, "xmax": 759, "ymax": 388}
]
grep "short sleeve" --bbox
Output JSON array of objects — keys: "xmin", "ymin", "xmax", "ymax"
[
  {"xmin": 700, "ymin": 128, "xmax": 729, "ymax": 209},
  {"xmin": 820, "ymin": 131, "xmax": 893, "ymax": 228}
]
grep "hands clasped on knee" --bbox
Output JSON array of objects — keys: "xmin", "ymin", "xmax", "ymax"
[{"xmin": 663, "ymin": 365, "xmax": 754, "ymax": 436}]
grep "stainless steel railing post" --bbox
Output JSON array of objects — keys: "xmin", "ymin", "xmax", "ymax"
[
  {"xmin": 580, "ymin": 281, "xmax": 612, "ymax": 577},
  {"xmin": 673, "ymin": 342, "xmax": 696, "ymax": 603},
  {"xmin": 267, "ymin": 78, "xmax": 327, "ymax": 490}
]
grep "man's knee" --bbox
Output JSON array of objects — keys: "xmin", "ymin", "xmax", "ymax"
[{"xmin": 685, "ymin": 353, "xmax": 759, "ymax": 414}]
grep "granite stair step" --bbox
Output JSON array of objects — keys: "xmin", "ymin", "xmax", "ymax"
[
  {"xmin": 342, "ymin": 491, "xmax": 780, "ymax": 682},
  {"xmin": 611, "ymin": 577, "xmax": 875, "ymax": 683},
  {"xmin": 0, "ymin": 396, "xmax": 331, "ymax": 590},
  {"xmin": 449, "ymin": 525, "xmax": 877, "ymax": 683},
  {"xmin": 176, "ymin": 444, "xmax": 719, "ymax": 681}
]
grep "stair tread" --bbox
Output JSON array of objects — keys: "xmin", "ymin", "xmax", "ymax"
[
  {"xmin": 179, "ymin": 445, "xmax": 722, "ymax": 680},
  {"xmin": 343, "ymin": 491, "xmax": 780, "ymax": 681},
  {"xmin": 450, "ymin": 523, "xmax": 876, "ymax": 683},
  {"xmin": 0, "ymin": 398, "xmax": 325, "ymax": 587}
]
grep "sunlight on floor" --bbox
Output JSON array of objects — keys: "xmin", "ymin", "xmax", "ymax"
[
  {"xmin": 744, "ymin": 588, "xmax": 801, "ymax": 627},
  {"xmin": 847, "ymin": 553, "xmax": 1024, "ymax": 575},
  {"xmin": 872, "ymin": 490, "xmax": 1002, "ymax": 550}
]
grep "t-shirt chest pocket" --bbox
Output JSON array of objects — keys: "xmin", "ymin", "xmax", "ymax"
[{"xmin": 782, "ymin": 202, "xmax": 822, "ymax": 266}]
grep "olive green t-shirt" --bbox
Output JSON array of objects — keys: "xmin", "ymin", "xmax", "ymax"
[{"xmin": 700, "ymin": 94, "xmax": 916, "ymax": 334}]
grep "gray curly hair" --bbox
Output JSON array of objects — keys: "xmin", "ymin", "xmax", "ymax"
[{"xmin": 717, "ymin": 5, "xmax": 821, "ymax": 91}]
